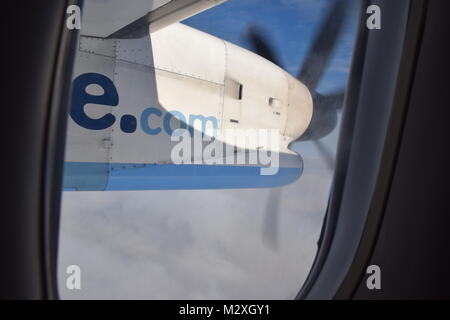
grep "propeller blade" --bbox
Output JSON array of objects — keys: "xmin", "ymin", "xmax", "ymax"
[
  {"xmin": 246, "ymin": 26, "xmax": 283, "ymax": 67},
  {"xmin": 313, "ymin": 140, "xmax": 335, "ymax": 171},
  {"xmin": 320, "ymin": 90, "xmax": 346, "ymax": 109},
  {"xmin": 297, "ymin": 0, "xmax": 349, "ymax": 90},
  {"xmin": 262, "ymin": 187, "xmax": 283, "ymax": 250}
]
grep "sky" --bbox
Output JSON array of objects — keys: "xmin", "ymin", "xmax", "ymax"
[
  {"xmin": 58, "ymin": 0, "xmax": 359, "ymax": 300},
  {"xmin": 184, "ymin": 0, "xmax": 358, "ymax": 94}
]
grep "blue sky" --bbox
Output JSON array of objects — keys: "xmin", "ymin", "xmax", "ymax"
[{"xmin": 184, "ymin": 0, "xmax": 359, "ymax": 94}]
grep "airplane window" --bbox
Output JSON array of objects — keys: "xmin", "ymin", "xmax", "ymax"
[{"xmin": 58, "ymin": 0, "xmax": 359, "ymax": 299}]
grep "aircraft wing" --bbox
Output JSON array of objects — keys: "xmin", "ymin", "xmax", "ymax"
[{"xmin": 81, "ymin": 0, "xmax": 227, "ymax": 39}]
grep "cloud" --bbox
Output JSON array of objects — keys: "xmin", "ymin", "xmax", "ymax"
[{"xmin": 58, "ymin": 155, "xmax": 333, "ymax": 299}]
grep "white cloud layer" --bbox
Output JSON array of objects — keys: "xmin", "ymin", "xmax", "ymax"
[{"xmin": 58, "ymin": 154, "xmax": 333, "ymax": 299}]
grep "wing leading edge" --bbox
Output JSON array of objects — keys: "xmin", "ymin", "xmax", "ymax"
[{"xmin": 81, "ymin": 0, "xmax": 227, "ymax": 39}]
